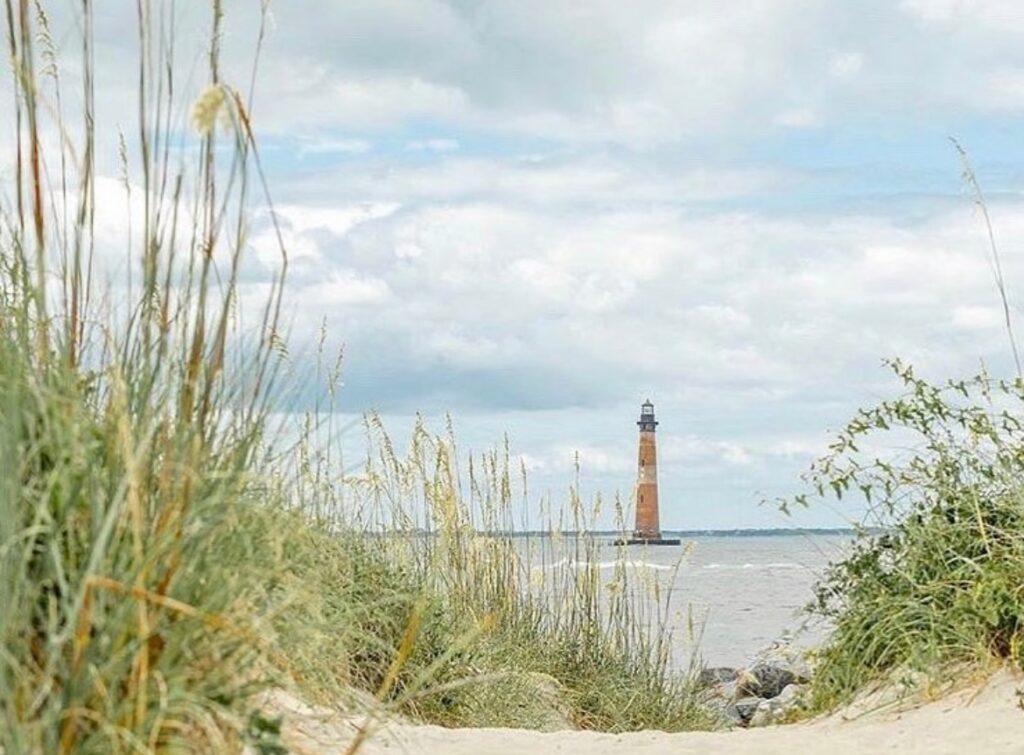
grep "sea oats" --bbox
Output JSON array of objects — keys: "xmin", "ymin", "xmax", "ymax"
[{"xmin": 191, "ymin": 84, "xmax": 226, "ymax": 136}]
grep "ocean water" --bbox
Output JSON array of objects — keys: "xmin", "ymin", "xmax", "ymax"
[{"xmin": 584, "ymin": 531, "xmax": 852, "ymax": 669}]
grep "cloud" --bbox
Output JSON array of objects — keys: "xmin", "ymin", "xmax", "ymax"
[
  {"xmin": 900, "ymin": 0, "xmax": 1024, "ymax": 28},
  {"xmin": 208, "ymin": 0, "xmax": 1024, "ymax": 142},
  {"xmin": 306, "ymin": 270, "xmax": 392, "ymax": 306},
  {"xmin": 297, "ymin": 138, "xmax": 374, "ymax": 157},
  {"xmin": 951, "ymin": 304, "xmax": 1003, "ymax": 330},
  {"xmin": 29, "ymin": 0, "xmax": 1024, "ymax": 153},
  {"xmin": 829, "ymin": 51, "xmax": 864, "ymax": 78},
  {"xmin": 773, "ymin": 109, "xmax": 823, "ymax": 128},
  {"xmin": 975, "ymin": 69, "xmax": 1024, "ymax": 110},
  {"xmin": 265, "ymin": 145, "xmax": 1023, "ymax": 423},
  {"xmin": 661, "ymin": 436, "xmax": 755, "ymax": 467},
  {"xmin": 405, "ymin": 138, "xmax": 460, "ymax": 153},
  {"xmin": 280, "ymin": 154, "xmax": 791, "ymax": 208}
]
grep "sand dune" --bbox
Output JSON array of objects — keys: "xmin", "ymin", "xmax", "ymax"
[{"xmin": 266, "ymin": 669, "xmax": 1024, "ymax": 755}]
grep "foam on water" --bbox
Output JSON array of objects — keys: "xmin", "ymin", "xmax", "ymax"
[
  {"xmin": 701, "ymin": 562, "xmax": 803, "ymax": 570},
  {"xmin": 533, "ymin": 558, "xmax": 673, "ymax": 571}
]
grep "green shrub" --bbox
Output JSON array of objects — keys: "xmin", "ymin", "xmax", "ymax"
[{"xmin": 784, "ymin": 359, "xmax": 1024, "ymax": 708}]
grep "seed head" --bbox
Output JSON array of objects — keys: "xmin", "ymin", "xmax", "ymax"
[{"xmin": 191, "ymin": 85, "xmax": 227, "ymax": 136}]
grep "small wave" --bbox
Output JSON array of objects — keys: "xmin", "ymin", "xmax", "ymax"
[
  {"xmin": 702, "ymin": 562, "xmax": 803, "ymax": 571},
  {"xmin": 532, "ymin": 559, "xmax": 673, "ymax": 572}
]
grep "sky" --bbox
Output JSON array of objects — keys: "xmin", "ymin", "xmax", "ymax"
[{"xmin": 11, "ymin": 0, "xmax": 1024, "ymax": 529}]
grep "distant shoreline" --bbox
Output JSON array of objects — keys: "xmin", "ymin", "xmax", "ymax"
[
  {"xmin": 363, "ymin": 527, "xmax": 874, "ymax": 538},
  {"xmin": 647, "ymin": 527, "xmax": 872, "ymax": 537}
]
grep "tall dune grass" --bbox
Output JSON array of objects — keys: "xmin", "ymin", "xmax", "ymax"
[
  {"xmin": 0, "ymin": 3, "xmax": 712, "ymax": 751},
  {"xmin": 276, "ymin": 414, "xmax": 710, "ymax": 731},
  {"xmin": 1, "ymin": 0, "xmax": 291, "ymax": 750}
]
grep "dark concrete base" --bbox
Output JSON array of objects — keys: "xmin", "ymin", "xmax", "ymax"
[{"xmin": 613, "ymin": 537, "xmax": 681, "ymax": 546}]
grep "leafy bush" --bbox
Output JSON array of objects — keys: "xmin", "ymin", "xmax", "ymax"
[{"xmin": 786, "ymin": 359, "xmax": 1024, "ymax": 707}]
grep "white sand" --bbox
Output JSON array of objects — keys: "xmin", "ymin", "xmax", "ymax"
[{"xmin": 268, "ymin": 670, "xmax": 1024, "ymax": 755}]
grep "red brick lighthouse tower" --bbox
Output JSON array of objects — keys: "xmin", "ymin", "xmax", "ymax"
[{"xmin": 619, "ymin": 399, "xmax": 680, "ymax": 546}]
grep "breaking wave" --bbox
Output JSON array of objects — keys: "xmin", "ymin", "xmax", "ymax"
[
  {"xmin": 532, "ymin": 559, "xmax": 674, "ymax": 572},
  {"xmin": 701, "ymin": 562, "xmax": 803, "ymax": 570}
]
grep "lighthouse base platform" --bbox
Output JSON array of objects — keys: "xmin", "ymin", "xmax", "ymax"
[{"xmin": 614, "ymin": 536, "xmax": 681, "ymax": 546}]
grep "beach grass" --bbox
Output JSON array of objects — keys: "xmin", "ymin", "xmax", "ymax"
[
  {"xmin": 0, "ymin": 3, "xmax": 712, "ymax": 751},
  {"xmin": 270, "ymin": 416, "xmax": 713, "ymax": 732}
]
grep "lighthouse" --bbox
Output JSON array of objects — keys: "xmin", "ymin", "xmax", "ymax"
[{"xmin": 617, "ymin": 399, "xmax": 680, "ymax": 546}]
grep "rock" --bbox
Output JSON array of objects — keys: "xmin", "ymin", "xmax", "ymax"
[
  {"xmin": 775, "ymin": 683, "xmax": 803, "ymax": 708},
  {"xmin": 749, "ymin": 698, "xmax": 776, "ymax": 728},
  {"xmin": 701, "ymin": 675, "xmax": 741, "ymax": 726},
  {"xmin": 704, "ymin": 697, "xmax": 743, "ymax": 727},
  {"xmin": 747, "ymin": 684, "xmax": 805, "ymax": 728},
  {"xmin": 755, "ymin": 638, "xmax": 814, "ymax": 681},
  {"xmin": 738, "ymin": 662, "xmax": 807, "ymax": 699},
  {"xmin": 713, "ymin": 679, "xmax": 739, "ymax": 702},
  {"xmin": 734, "ymin": 696, "xmax": 762, "ymax": 725},
  {"xmin": 698, "ymin": 667, "xmax": 737, "ymax": 688}
]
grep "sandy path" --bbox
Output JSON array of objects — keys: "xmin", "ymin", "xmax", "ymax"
[{"xmin": 270, "ymin": 670, "xmax": 1024, "ymax": 755}]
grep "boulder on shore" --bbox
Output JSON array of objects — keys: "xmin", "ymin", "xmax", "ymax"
[
  {"xmin": 748, "ymin": 683, "xmax": 805, "ymax": 727},
  {"xmin": 705, "ymin": 697, "xmax": 743, "ymax": 727},
  {"xmin": 733, "ymin": 696, "xmax": 763, "ymax": 725},
  {"xmin": 738, "ymin": 662, "xmax": 808, "ymax": 699},
  {"xmin": 698, "ymin": 667, "xmax": 738, "ymax": 689}
]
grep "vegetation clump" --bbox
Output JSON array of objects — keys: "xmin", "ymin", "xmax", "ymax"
[
  {"xmin": 0, "ymin": 3, "xmax": 711, "ymax": 750},
  {"xmin": 787, "ymin": 359, "xmax": 1024, "ymax": 708},
  {"xmin": 253, "ymin": 419, "xmax": 713, "ymax": 733}
]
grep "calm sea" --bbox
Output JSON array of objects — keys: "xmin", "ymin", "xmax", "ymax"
[{"xmin": 588, "ymin": 531, "xmax": 852, "ymax": 669}]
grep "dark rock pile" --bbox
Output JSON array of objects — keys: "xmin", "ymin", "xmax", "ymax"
[{"xmin": 698, "ymin": 649, "xmax": 811, "ymax": 728}]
